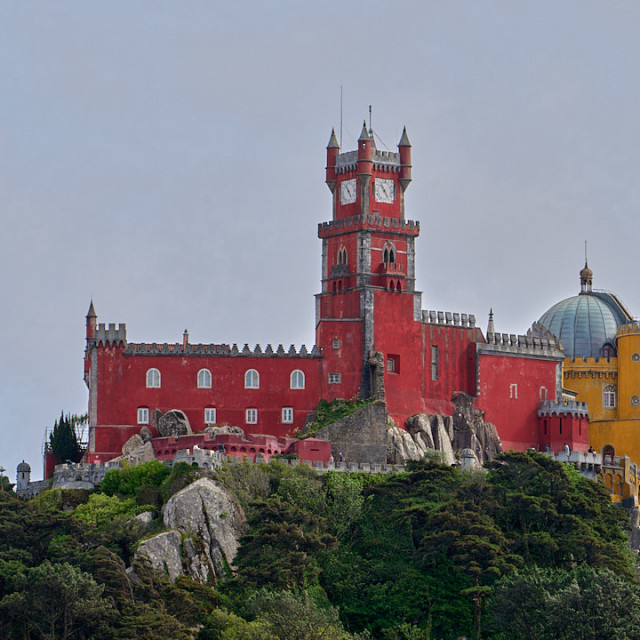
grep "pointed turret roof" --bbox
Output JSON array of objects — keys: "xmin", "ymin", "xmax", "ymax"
[
  {"xmin": 327, "ymin": 128, "xmax": 339, "ymax": 149},
  {"xmin": 487, "ymin": 309, "xmax": 495, "ymax": 336},
  {"xmin": 398, "ymin": 126, "xmax": 411, "ymax": 146},
  {"xmin": 87, "ymin": 300, "xmax": 97, "ymax": 318},
  {"xmin": 358, "ymin": 121, "xmax": 370, "ymax": 141}
]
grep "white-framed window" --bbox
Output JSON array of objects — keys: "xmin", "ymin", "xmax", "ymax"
[
  {"xmin": 328, "ymin": 373, "xmax": 341, "ymax": 384},
  {"xmin": 603, "ymin": 384, "xmax": 617, "ymax": 408},
  {"xmin": 204, "ymin": 408, "xmax": 217, "ymax": 424},
  {"xmin": 146, "ymin": 368, "xmax": 161, "ymax": 388},
  {"xmin": 510, "ymin": 383, "xmax": 518, "ymax": 399},
  {"xmin": 282, "ymin": 407, "xmax": 294, "ymax": 424},
  {"xmin": 198, "ymin": 369, "xmax": 212, "ymax": 389},
  {"xmin": 539, "ymin": 386, "xmax": 548, "ymax": 401},
  {"xmin": 245, "ymin": 369, "xmax": 259, "ymax": 389},
  {"xmin": 290, "ymin": 370, "xmax": 305, "ymax": 389},
  {"xmin": 137, "ymin": 407, "xmax": 149, "ymax": 425},
  {"xmin": 332, "ymin": 339, "xmax": 340, "ymax": 350},
  {"xmin": 246, "ymin": 408, "xmax": 258, "ymax": 424}
]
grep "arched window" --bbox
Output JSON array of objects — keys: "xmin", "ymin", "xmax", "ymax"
[
  {"xmin": 603, "ymin": 384, "xmax": 616, "ymax": 408},
  {"xmin": 146, "ymin": 368, "xmax": 161, "ymax": 388},
  {"xmin": 603, "ymin": 444, "xmax": 615, "ymax": 465},
  {"xmin": 290, "ymin": 370, "xmax": 305, "ymax": 389},
  {"xmin": 197, "ymin": 369, "xmax": 212, "ymax": 388},
  {"xmin": 601, "ymin": 343, "xmax": 615, "ymax": 358},
  {"xmin": 337, "ymin": 246, "xmax": 347, "ymax": 265},
  {"xmin": 383, "ymin": 243, "xmax": 396, "ymax": 264},
  {"xmin": 539, "ymin": 386, "xmax": 548, "ymax": 401},
  {"xmin": 245, "ymin": 369, "xmax": 259, "ymax": 389}
]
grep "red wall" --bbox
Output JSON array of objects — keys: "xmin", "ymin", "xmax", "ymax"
[{"xmin": 476, "ymin": 353, "xmax": 558, "ymax": 451}]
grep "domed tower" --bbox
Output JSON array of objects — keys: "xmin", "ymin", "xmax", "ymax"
[
  {"xmin": 537, "ymin": 263, "xmax": 631, "ymax": 359},
  {"xmin": 16, "ymin": 460, "xmax": 31, "ymax": 495}
]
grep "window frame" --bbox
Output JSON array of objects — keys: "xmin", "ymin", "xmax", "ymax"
[
  {"xmin": 245, "ymin": 408, "xmax": 258, "ymax": 424},
  {"xmin": 603, "ymin": 384, "xmax": 617, "ymax": 409},
  {"xmin": 204, "ymin": 408, "xmax": 217, "ymax": 424},
  {"xmin": 197, "ymin": 368, "xmax": 212, "ymax": 389},
  {"xmin": 244, "ymin": 369, "xmax": 260, "ymax": 389},
  {"xmin": 290, "ymin": 369, "xmax": 305, "ymax": 389},
  {"xmin": 328, "ymin": 373, "xmax": 341, "ymax": 384},
  {"xmin": 282, "ymin": 407, "xmax": 294, "ymax": 424},
  {"xmin": 137, "ymin": 407, "xmax": 149, "ymax": 425},
  {"xmin": 146, "ymin": 368, "xmax": 161, "ymax": 388}
]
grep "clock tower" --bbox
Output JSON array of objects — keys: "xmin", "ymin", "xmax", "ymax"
[{"xmin": 316, "ymin": 122, "xmax": 421, "ymax": 399}]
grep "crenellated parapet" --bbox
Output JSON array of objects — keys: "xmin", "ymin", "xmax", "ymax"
[
  {"xmin": 94, "ymin": 323, "xmax": 127, "ymax": 347},
  {"xmin": 318, "ymin": 215, "xmax": 419, "ymax": 237},
  {"xmin": 617, "ymin": 321, "xmax": 640, "ymax": 336},
  {"xmin": 422, "ymin": 310, "xmax": 476, "ymax": 328},
  {"xmin": 480, "ymin": 331, "xmax": 564, "ymax": 359},
  {"xmin": 538, "ymin": 399, "xmax": 589, "ymax": 419},
  {"xmin": 123, "ymin": 342, "xmax": 322, "ymax": 358}
]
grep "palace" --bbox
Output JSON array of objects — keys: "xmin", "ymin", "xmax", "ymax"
[{"xmin": 81, "ymin": 122, "xmax": 590, "ymax": 467}]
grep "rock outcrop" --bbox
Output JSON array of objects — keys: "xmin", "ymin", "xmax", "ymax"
[
  {"xmin": 134, "ymin": 478, "xmax": 246, "ymax": 584},
  {"xmin": 391, "ymin": 392, "xmax": 502, "ymax": 467},
  {"xmin": 311, "ymin": 401, "xmax": 389, "ymax": 463}
]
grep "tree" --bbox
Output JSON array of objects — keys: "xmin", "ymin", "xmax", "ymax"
[
  {"xmin": 1, "ymin": 560, "xmax": 114, "ymax": 640},
  {"xmin": 49, "ymin": 412, "xmax": 82, "ymax": 464}
]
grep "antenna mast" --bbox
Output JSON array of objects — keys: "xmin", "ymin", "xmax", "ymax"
[
  {"xmin": 340, "ymin": 86, "xmax": 343, "ymax": 148},
  {"xmin": 369, "ymin": 105, "xmax": 372, "ymax": 134}
]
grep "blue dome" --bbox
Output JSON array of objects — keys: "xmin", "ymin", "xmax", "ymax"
[{"xmin": 538, "ymin": 294, "xmax": 619, "ymax": 359}]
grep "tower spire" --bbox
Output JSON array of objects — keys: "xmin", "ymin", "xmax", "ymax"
[{"xmin": 487, "ymin": 308, "xmax": 495, "ymax": 338}]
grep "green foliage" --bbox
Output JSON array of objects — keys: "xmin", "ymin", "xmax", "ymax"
[
  {"xmin": 101, "ymin": 459, "xmax": 170, "ymax": 501},
  {"xmin": 488, "ymin": 565, "xmax": 640, "ymax": 639},
  {"xmin": 302, "ymin": 398, "xmax": 373, "ymax": 437},
  {"xmin": 216, "ymin": 461, "xmax": 272, "ymax": 514},
  {"xmin": 48, "ymin": 411, "xmax": 83, "ymax": 464},
  {"xmin": 73, "ymin": 493, "xmax": 143, "ymax": 528}
]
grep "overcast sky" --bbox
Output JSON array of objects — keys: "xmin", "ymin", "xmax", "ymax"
[{"xmin": 2, "ymin": 1, "xmax": 640, "ymax": 480}]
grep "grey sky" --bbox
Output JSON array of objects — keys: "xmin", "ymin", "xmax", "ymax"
[{"xmin": 2, "ymin": 1, "xmax": 640, "ymax": 479}]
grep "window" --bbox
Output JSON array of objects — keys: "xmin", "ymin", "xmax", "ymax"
[
  {"xmin": 290, "ymin": 370, "xmax": 305, "ymax": 389},
  {"xmin": 245, "ymin": 408, "xmax": 258, "ymax": 424},
  {"xmin": 431, "ymin": 346, "xmax": 438, "ymax": 381},
  {"xmin": 198, "ymin": 369, "xmax": 212, "ymax": 388},
  {"xmin": 387, "ymin": 355, "xmax": 399, "ymax": 373},
  {"xmin": 332, "ymin": 339, "xmax": 340, "ymax": 349},
  {"xmin": 245, "ymin": 369, "xmax": 259, "ymax": 389},
  {"xmin": 137, "ymin": 407, "xmax": 149, "ymax": 424},
  {"xmin": 383, "ymin": 243, "xmax": 396, "ymax": 263},
  {"xmin": 204, "ymin": 408, "xmax": 217, "ymax": 424},
  {"xmin": 603, "ymin": 385, "xmax": 617, "ymax": 408},
  {"xmin": 328, "ymin": 373, "xmax": 341, "ymax": 384},
  {"xmin": 510, "ymin": 383, "xmax": 518, "ymax": 399},
  {"xmin": 146, "ymin": 368, "xmax": 161, "ymax": 388},
  {"xmin": 282, "ymin": 407, "xmax": 294, "ymax": 423},
  {"xmin": 337, "ymin": 246, "xmax": 347, "ymax": 265},
  {"xmin": 539, "ymin": 386, "xmax": 547, "ymax": 401}
]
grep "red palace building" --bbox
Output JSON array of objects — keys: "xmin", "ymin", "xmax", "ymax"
[{"xmin": 83, "ymin": 122, "xmax": 589, "ymax": 464}]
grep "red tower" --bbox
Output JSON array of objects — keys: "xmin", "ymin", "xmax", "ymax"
[{"xmin": 316, "ymin": 123, "xmax": 422, "ymax": 400}]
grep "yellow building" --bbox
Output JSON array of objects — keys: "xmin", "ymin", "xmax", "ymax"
[{"xmin": 536, "ymin": 263, "xmax": 640, "ymax": 466}]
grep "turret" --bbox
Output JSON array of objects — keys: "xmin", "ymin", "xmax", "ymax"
[
  {"xmin": 16, "ymin": 460, "xmax": 30, "ymax": 494},
  {"xmin": 580, "ymin": 262, "xmax": 593, "ymax": 294},
  {"xmin": 357, "ymin": 122, "xmax": 372, "ymax": 217},
  {"xmin": 398, "ymin": 126, "xmax": 412, "ymax": 191},
  {"xmin": 86, "ymin": 300, "xmax": 97, "ymax": 340},
  {"xmin": 325, "ymin": 129, "xmax": 339, "ymax": 193}
]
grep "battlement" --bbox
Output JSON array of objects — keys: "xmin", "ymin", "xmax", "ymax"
[
  {"xmin": 538, "ymin": 400, "xmax": 590, "ymax": 418},
  {"xmin": 421, "ymin": 310, "xmax": 476, "ymax": 328},
  {"xmin": 618, "ymin": 321, "xmax": 640, "ymax": 336},
  {"xmin": 335, "ymin": 150, "xmax": 357, "ymax": 172},
  {"xmin": 123, "ymin": 342, "xmax": 322, "ymax": 358},
  {"xmin": 318, "ymin": 216, "xmax": 419, "ymax": 237},
  {"xmin": 479, "ymin": 331, "xmax": 564, "ymax": 358},
  {"xmin": 94, "ymin": 323, "xmax": 127, "ymax": 347}
]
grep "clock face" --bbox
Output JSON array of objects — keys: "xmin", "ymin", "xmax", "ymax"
[
  {"xmin": 375, "ymin": 178, "xmax": 395, "ymax": 203},
  {"xmin": 340, "ymin": 179, "xmax": 357, "ymax": 204}
]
